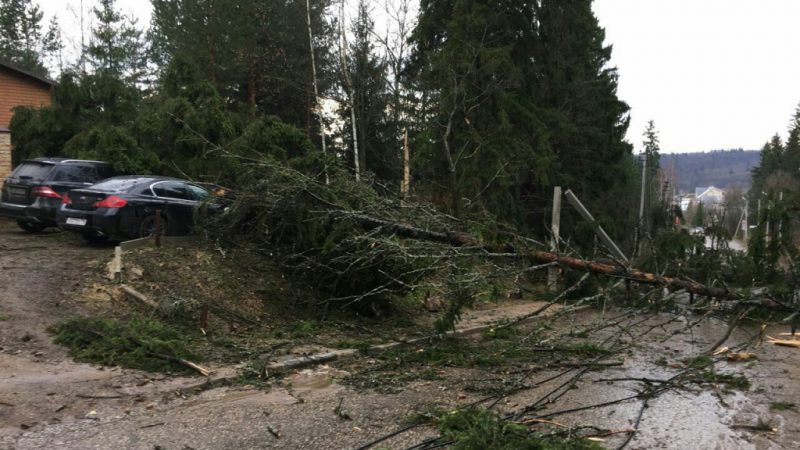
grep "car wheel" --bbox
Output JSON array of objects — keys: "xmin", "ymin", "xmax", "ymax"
[
  {"xmin": 138, "ymin": 215, "xmax": 168, "ymax": 238},
  {"xmin": 16, "ymin": 220, "xmax": 47, "ymax": 233}
]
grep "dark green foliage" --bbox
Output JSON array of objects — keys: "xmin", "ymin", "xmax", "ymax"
[
  {"xmin": 692, "ymin": 202, "xmax": 705, "ymax": 227},
  {"xmin": 691, "ymin": 370, "xmax": 750, "ymax": 390},
  {"xmin": 437, "ymin": 408, "xmax": 603, "ymax": 450},
  {"xmin": 9, "ymin": 104, "xmax": 77, "ymax": 164},
  {"xmin": 52, "ymin": 317, "xmax": 199, "ymax": 373},
  {"xmin": 0, "ymin": 0, "xmax": 51, "ymax": 76},
  {"xmin": 411, "ymin": 0, "xmax": 635, "ymax": 252},
  {"xmin": 770, "ymin": 402, "xmax": 796, "ymax": 411},
  {"xmin": 747, "ymin": 104, "xmax": 800, "ymax": 296},
  {"xmin": 150, "ymin": 0, "xmax": 336, "ymax": 131},
  {"xmin": 64, "ymin": 125, "xmax": 157, "ymax": 173},
  {"xmin": 338, "ymin": 0, "xmax": 397, "ymax": 182},
  {"xmin": 86, "ymin": 0, "xmax": 148, "ymax": 84},
  {"xmin": 640, "ymin": 229, "xmax": 703, "ymax": 275},
  {"xmin": 9, "ymin": 0, "xmax": 151, "ymax": 171},
  {"xmin": 200, "ymin": 160, "xmax": 441, "ymax": 310}
]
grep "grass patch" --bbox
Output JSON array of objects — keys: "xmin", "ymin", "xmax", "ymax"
[
  {"xmin": 770, "ymin": 401, "xmax": 796, "ymax": 411},
  {"xmin": 0, "ymin": 313, "xmax": 7, "ymax": 321},
  {"xmin": 52, "ymin": 317, "xmax": 199, "ymax": 373},
  {"xmin": 691, "ymin": 370, "xmax": 750, "ymax": 390},
  {"xmin": 684, "ymin": 355, "xmax": 713, "ymax": 369},
  {"xmin": 561, "ymin": 343, "xmax": 611, "ymax": 356},
  {"xmin": 289, "ymin": 320, "xmax": 318, "ymax": 338},
  {"xmin": 403, "ymin": 406, "xmax": 448, "ymax": 426},
  {"xmin": 483, "ymin": 326, "xmax": 518, "ymax": 340},
  {"xmin": 437, "ymin": 408, "xmax": 603, "ymax": 450}
]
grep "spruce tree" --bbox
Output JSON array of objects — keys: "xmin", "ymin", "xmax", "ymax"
[
  {"xmin": 338, "ymin": 0, "xmax": 395, "ymax": 181},
  {"xmin": 410, "ymin": 0, "xmax": 634, "ymax": 242},
  {"xmin": 0, "ymin": 0, "xmax": 48, "ymax": 75}
]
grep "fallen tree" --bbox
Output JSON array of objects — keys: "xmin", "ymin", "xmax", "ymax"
[
  {"xmin": 346, "ymin": 211, "xmax": 742, "ymax": 300},
  {"xmin": 199, "ymin": 156, "xmax": 793, "ymax": 329}
]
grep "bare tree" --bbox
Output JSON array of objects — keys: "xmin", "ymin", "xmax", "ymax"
[
  {"xmin": 306, "ymin": 0, "xmax": 329, "ymax": 184},
  {"xmin": 339, "ymin": 0, "xmax": 361, "ymax": 181}
]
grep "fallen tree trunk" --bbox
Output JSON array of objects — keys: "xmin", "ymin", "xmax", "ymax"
[
  {"xmin": 349, "ymin": 212, "xmax": 741, "ymax": 300},
  {"xmin": 529, "ymin": 251, "xmax": 739, "ymax": 300}
]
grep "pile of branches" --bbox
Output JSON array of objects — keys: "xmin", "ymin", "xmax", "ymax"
[
  {"xmin": 199, "ymin": 155, "xmax": 796, "ymax": 328},
  {"xmin": 199, "ymin": 160, "xmax": 527, "ymax": 320}
]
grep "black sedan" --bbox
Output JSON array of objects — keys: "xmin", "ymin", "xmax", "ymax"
[{"xmin": 56, "ymin": 176, "xmax": 212, "ymax": 242}]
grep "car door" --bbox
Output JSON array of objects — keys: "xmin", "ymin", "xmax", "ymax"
[{"xmin": 151, "ymin": 181, "xmax": 198, "ymax": 234}]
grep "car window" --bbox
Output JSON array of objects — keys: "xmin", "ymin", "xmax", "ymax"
[
  {"xmin": 152, "ymin": 181, "xmax": 192, "ymax": 200},
  {"xmin": 187, "ymin": 184, "xmax": 210, "ymax": 201},
  {"xmin": 95, "ymin": 165, "xmax": 115, "ymax": 180},
  {"xmin": 91, "ymin": 178, "xmax": 141, "ymax": 192},
  {"xmin": 51, "ymin": 165, "xmax": 98, "ymax": 182},
  {"xmin": 12, "ymin": 162, "xmax": 53, "ymax": 181}
]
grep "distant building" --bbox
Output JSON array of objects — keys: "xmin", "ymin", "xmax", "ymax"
[
  {"xmin": 0, "ymin": 60, "xmax": 54, "ymax": 180},
  {"xmin": 680, "ymin": 194, "xmax": 696, "ymax": 211},
  {"xmin": 695, "ymin": 186, "xmax": 725, "ymax": 205}
]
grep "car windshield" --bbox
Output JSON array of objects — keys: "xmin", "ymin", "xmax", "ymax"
[
  {"xmin": 12, "ymin": 162, "xmax": 53, "ymax": 181},
  {"xmin": 90, "ymin": 178, "xmax": 142, "ymax": 192}
]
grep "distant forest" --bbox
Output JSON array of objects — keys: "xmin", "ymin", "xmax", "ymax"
[{"xmin": 661, "ymin": 149, "xmax": 760, "ymax": 194}]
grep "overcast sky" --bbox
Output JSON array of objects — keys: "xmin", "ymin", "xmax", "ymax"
[{"xmin": 38, "ymin": 0, "xmax": 800, "ymax": 153}]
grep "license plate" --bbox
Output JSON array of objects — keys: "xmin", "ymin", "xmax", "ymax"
[
  {"xmin": 9, "ymin": 188, "xmax": 26, "ymax": 196},
  {"xmin": 66, "ymin": 217, "xmax": 87, "ymax": 227}
]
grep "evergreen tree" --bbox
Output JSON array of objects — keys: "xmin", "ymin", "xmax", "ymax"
[
  {"xmin": 410, "ymin": 0, "xmax": 634, "ymax": 244},
  {"xmin": 0, "ymin": 0, "xmax": 47, "ymax": 75},
  {"xmin": 782, "ymin": 104, "xmax": 800, "ymax": 173},
  {"xmin": 338, "ymin": 0, "xmax": 395, "ymax": 181},
  {"xmin": 86, "ymin": 0, "xmax": 148, "ymax": 84},
  {"xmin": 641, "ymin": 120, "xmax": 668, "ymax": 234},
  {"xmin": 150, "ymin": 0, "xmax": 336, "ymax": 133}
]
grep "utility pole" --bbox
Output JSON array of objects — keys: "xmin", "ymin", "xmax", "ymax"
[
  {"xmin": 742, "ymin": 197, "xmax": 748, "ymax": 242},
  {"xmin": 636, "ymin": 150, "xmax": 647, "ymax": 253},
  {"xmin": 548, "ymin": 186, "xmax": 562, "ymax": 293}
]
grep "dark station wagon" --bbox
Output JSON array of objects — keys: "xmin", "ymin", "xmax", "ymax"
[
  {"xmin": 0, "ymin": 158, "xmax": 115, "ymax": 232},
  {"xmin": 57, "ymin": 176, "xmax": 212, "ymax": 242}
]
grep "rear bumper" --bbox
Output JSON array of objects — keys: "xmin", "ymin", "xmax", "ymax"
[
  {"xmin": 0, "ymin": 199, "xmax": 60, "ymax": 225},
  {"xmin": 0, "ymin": 201, "xmax": 29, "ymax": 221},
  {"xmin": 56, "ymin": 207, "xmax": 139, "ymax": 240}
]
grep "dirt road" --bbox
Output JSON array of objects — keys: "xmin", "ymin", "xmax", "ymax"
[{"xmin": 2, "ymin": 217, "xmax": 800, "ymax": 450}]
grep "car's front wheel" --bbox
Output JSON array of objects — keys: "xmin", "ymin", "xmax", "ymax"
[{"xmin": 16, "ymin": 220, "xmax": 47, "ymax": 233}]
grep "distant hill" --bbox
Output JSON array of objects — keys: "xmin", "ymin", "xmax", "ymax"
[{"xmin": 660, "ymin": 149, "xmax": 760, "ymax": 194}]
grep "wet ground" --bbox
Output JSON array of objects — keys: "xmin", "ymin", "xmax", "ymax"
[{"xmin": 2, "ymin": 217, "xmax": 800, "ymax": 449}]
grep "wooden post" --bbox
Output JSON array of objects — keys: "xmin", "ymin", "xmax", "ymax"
[
  {"xmin": 778, "ymin": 191, "xmax": 783, "ymax": 241},
  {"xmin": 154, "ymin": 209, "xmax": 162, "ymax": 247},
  {"xmin": 548, "ymin": 186, "xmax": 562, "ymax": 293},
  {"xmin": 564, "ymin": 189, "xmax": 629, "ymax": 265}
]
